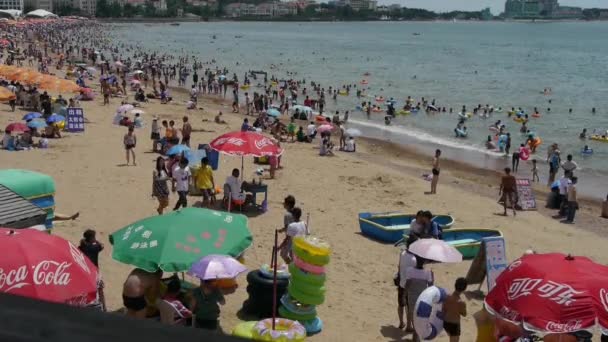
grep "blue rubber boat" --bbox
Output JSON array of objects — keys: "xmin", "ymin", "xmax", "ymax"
[
  {"xmin": 442, "ymin": 229, "xmax": 503, "ymax": 259},
  {"xmin": 358, "ymin": 212, "xmax": 455, "ymax": 243}
]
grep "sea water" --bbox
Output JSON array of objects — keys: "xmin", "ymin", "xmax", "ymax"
[{"xmin": 110, "ymin": 21, "xmax": 608, "ymax": 198}]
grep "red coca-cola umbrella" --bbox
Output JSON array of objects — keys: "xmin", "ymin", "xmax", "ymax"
[
  {"xmin": 0, "ymin": 228, "xmax": 98, "ymax": 306},
  {"xmin": 209, "ymin": 131, "xmax": 283, "ymax": 179},
  {"xmin": 209, "ymin": 131, "xmax": 282, "ymax": 157},
  {"xmin": 5, "ymin": 122, "xmax": 30, "ymax": 133},
  {"xmin": 485, "ymin": 253, "xmax": 608, "ymax": 336}
]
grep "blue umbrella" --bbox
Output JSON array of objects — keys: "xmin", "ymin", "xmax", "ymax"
[
  {"xmin": 166, "ymin": 144, "xmax": 191, "ymax": 156},
  {"xmin": 46, "ymin": 114, "xmax": 66, "ymax": 124},
  {"xmin": 184, "ymin": 149, "xmax": 207, "ymax": 167},
  {"xmin": 22, "ymin": 112, "xmax": 42, "ymax": 121},
  {"xmin": 26, "ymin": 119, "xmax": 47, "ymax": 129},
  {"xmin": 266, "ymin": 108, "xmax": 281, "ymax": 117}
]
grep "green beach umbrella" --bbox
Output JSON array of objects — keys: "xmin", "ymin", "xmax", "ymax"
[{"xmin": 109, "ymin": 208, "xmax": 252, "ymax": 272}]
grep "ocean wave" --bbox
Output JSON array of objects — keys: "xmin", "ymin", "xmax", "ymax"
[{"xmin": 348, "ymin": 119, "xmax": 505, "ymax": 157}]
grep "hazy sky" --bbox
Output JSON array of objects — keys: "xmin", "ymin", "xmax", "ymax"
[{"xmin": 381, "ymin": 0, "xmax": 606, "ymax": 14}]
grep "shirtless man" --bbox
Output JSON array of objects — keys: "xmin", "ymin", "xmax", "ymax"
[
  {"xmin": 122, "ymin": 268, "xmax": 163, "ymax": 318},
  {"xmin": 430, "ymin": 149, "xmax": 441, "ymax": 195},
  {"xmin": 442, "ymin": 278, "xmax": 468, "ymax": 342}
]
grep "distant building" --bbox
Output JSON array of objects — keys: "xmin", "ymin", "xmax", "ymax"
[
  {"xmin": 481, "ymin": 7, "xmax": 492, "ymax": 20},
  {"xmin": 504, "ymin": 0, "xmax": 579, "ymax": 18},
  {"xmin": 335, "ymin": 0, "xmax": 376, "ymax": 11},
  {"xmin": 150, "ymin": 0, "xmax": 167, "ymax": 11},
  {"xmin": 71, "ymin": 0, "xmax": 95, "ymax": 16},
  {"xmin": 0, "ymin": 0, "xmax": 23, "ymax": 11},
  {"xmin": 23, "ymin": 0, "xmax": 52, "ymax": 11}
]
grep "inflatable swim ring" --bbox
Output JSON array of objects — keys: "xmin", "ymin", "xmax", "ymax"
[
  {"xmin": 528, "ymin": 137, "xmax": 542, "ymax": 149},
  {"xmin": 489, "ymin": 126, "xmax": 499, "ymax": 132},
  {"xmin": 338, "ymin": 90, "xmax": 348, "ymax": 96},
  {"xmin": 301, "ymin": 317, "xmax": 323, "ymax": 335},
  {"xmin": 232, "ymin": 321, "xmax": 257, "ymax": 339},
  {"xmin": 581, "ymin": 148, "xmax": 593, "ymax": 155},
  {"xmin": 259, "ymin": 263, "xmax": 290, "ymax": 280},
  {"xmin": 519, "ymin": 147, "xmax": 530, "ymax": 161},
  {"xmin": 315, "ymin": 115, "xmax": 328, "ymax": 123},
  {"xmin": 278, "ymin": 305, "xmax": 318, "ymax": 322},
  {"xmin": 414, "ymin": 286, "xmax": 447, "ymax": 340},
  {"xmin": 289, "ymin": 279, "xmax": 326, "ymax": 297},
  {"xmin": 398, "ymin": 110, "xmax": 410, "ymax": 115},
  {"xmin": 288, "ymin": 263, "xmax": 326, "ymax": 286},
  {"xmin": 375, "ymin": 97, "xmax": 385, "ymax": 102},
  {"xmin": 271, "ymin": 82, "xmax": 278, "ymax": 87},
  {"xmin": 252, "ymin": 318, "xmax": 306, "ymax": 342},
  {"xmin": 532, "ymin": 113, "xmax": 541, "ymax": 118},
  {"xmin": 513, "ymin": 117, "xmax": 526, "ymax": 123},
  {"xmin": 372, "ymin": 107, "xmax": 383, "ymax": 113},
  {"xmin": 293, "ymin": 255, "xmax": 325, "ymax": 275},
  {"xmin": 293, "ymin": 243, "xmax": 330, "ymax": 266},
  {"xmin": 293, "ymin": 236, "xmax": 331, "ymax": 257},
  {"xmin": 240, "ymin": 85, "xmax": 250, "ymax": 90},
  {"xmin": 280, "ymin": 294, "xmax": 317, "ymax": 315},
  {"xmin": 360, "ymin": 80, "xmax": 368, "ymax": 85},
  {"xmin": 590, "ymin": 135, "xmax": 608, "ymax": 142},
  {"xmin": 288, "ymin": 283, "xmax": 325, "ymax": 305}
]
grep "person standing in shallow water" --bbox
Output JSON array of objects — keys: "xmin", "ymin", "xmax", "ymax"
[{"xmin": 429, "ymin": 149, "xmax": 441, "ymax": 195}]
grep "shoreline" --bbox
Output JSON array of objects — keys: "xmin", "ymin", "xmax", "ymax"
[{"xmin": 99, "ymin": 18, "xmax": 608, "ymax": 24}]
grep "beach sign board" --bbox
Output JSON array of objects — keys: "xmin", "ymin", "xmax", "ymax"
[
  {"xmin": 465, "ymin": 236, "xmax": 508, "ymax": 292},
  {"xmin": 516, "ymin": 178, "xmax": 536, "ymax": 210},
  {"xmin": 66, "ymin": 108, "xmax": 85, "ymax": 133},
  {"xmin": 483, "ymin": 236, "xmax": 507, "ymax": 292}
]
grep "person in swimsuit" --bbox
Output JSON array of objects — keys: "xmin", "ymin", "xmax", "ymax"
[
  {"xmin": 123, "ymin": 126, "xmax": 137, "ymax": 166},
  {"xmin": 122, "ymin": 268, "xmax": 163, "ymax": 318},
  {"xmin": 499, "ymin": 167, "xmax": 518, "ymax": 216},
  {"xmin": 443, "ymin": 278, "xmax": 468, "ymax": 342},
  {"xmin": 430, "ymin": 149, "xmax": 441, "ymax": 195}
]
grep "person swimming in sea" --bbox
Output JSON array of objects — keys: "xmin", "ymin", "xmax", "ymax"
[
  {"xmin": 384, "ymin": 115, "xmax": 392, "ymax": 126},
  {"xmin": 486, "ymin": 136, "xmax": 496, "ymax": 150},
  {"xmin": 580, "ymin": 129, "xmax": 587, "ymax": 139},
  {"xmin": 520, "ymin": 122, "xmax": 528, "ymax": 133}
]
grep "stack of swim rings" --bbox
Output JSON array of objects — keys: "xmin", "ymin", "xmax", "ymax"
[
  {"xmin": 414, "ymin": 286, "xmax": 448, "ymax": 340},
  {"xmin": 278, "ymin": 235, "xmax": 331, "ymax": 336},
  {"xmin": 244, "ymin": 265, "xmax": 290, "ymax": 318}
]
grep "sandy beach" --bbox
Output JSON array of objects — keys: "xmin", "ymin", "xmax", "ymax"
[{"xmin": 2, "ymin": 70, "xmax": 608, "ymax": 342}]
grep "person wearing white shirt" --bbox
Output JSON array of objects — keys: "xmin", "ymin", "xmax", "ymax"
[
  {"xmin": 172, "ymin": 159, "xmax": 191, "ymax": 210},
  {"xmin": 225, "ymin": 168, "xmax": 246, "ymax": 202},
  {"xmin": 279, "ymin": 207, "xmax": 307, "ymax": 263},
  {"xmin": 405, "ymin": 256, "xmax": 434, "ymax": 341},
  {"xmin": 561, "ymin": 154, "xmax": 578, "ymax": 175},
  {"xmin": 344, "ymin": 137, "xmax": 356, "ymax": 152},
  {"xmin": 557, "ymin": 172, "xmax": 572, "ymax": 217},
  {"xmin": 397, "ymin": 241, "xmax": 417, "ymax": 331},
  {"xmin": 306, "ymin": 122, "xmax": 317, "ymax": 141}
]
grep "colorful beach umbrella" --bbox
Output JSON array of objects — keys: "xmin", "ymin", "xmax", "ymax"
[
  {"xmin": 210, "ymin": 131, "xmax": 282, "ymax": 157},
  {"xmin": 266, "ymin": 108, "xmax": 281, "ymax": 117},
  {"xmin": 5, "ymin": 122, "xmax": 29, "ymax": 133},
  {"xmin": 0, "ymin": 228, "xmax": 98, "ymax": 306},
  {"xmin": 109, "ymin": 208, "xmax": 253, "ymax": 272},
  {"xmin": 166, "ymin": 144, "xmax": 190, "ymax": 157},
  {"xmin": 117, "ymin": 104, "xmax": 134, "ymax": 113},
  {"xmin": 188, "ymin": 255, "xmax": 247, "ymax": 280},
  {"xmin": 26, "ymin": 119, "xmax": 47, "ymax": 129},
  {"xmin": 130, "ymin": 109, "xmax": 145, "ymax": 115},
  {"xmin": 346, "ymin": 128, "xmax": 362, "ymax": 137},
  {"xmin": 408, "ymin": 238, "xmax": 462, "ymax": 263},
  {"xmin": 46, "ymin": 114, "xmax": 66, "ymax": 124},
  {"xmin": 317, "ymin": 124, "xmax": 334, "ymax": 133},
  {"xmin": 0, "ymin": 87, "xmax": 16, "ymax": 101},
  {"xmin": 22, "ymin": 112, "xmax": 42, "ymax": 121},
  {"xmin": 485, "ymin": 253, "xmax": 608, "ymax": 335},
  {"xmin": 291, "ymin": 105, "xmax": 313, "ymax": 113}
]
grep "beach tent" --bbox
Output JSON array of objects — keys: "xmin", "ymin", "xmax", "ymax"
[
  {"xmin": 25, "ymin": 9, "xmax": 58, "ymax": 18},
  {"xmin": 0, "ymin": 184, "xmax": 47, "ymax": 229},
  {"xmin": 0, "ymin": 10, "xmax": 20, "ymax": 19},
  {"xmin": 0, "ymin": 169, "xmax": 56, "ymax": 229}
]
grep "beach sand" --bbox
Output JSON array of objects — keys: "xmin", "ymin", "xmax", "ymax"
[{"xmin": 2, "ymin": 84, "xmax": 607, "ymax": 341}]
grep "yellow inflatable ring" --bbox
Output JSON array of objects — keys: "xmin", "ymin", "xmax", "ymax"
[
  {"xmin": 590, "ymin": 135, "xmax": 608, "ymax": 142},
  {"xmin": 232, "ymin": 321, "xmax": 256, "ymax": 338},
  {"xmin": 293, "ymin": 236, "xmax": 331, "ymax": 257},
  {"xmin": 292, "ymin": 243, "xmax": 330, "ymax": 266},
  {"xmin": 252, "ymin": 318, "xmax": 306, "ymax": 341}
]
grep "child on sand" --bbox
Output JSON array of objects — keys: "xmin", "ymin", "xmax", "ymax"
[
  {"xmin": 442, "ymin": 278, "xmax": 468, "ymax": 342},
  {"xmin": 531, "ymin": 159, "xmax": 539, "ymax": 182},
  {"xmin": 191, "ymin": 279, "xmax": 225, "ymax": 330}
]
